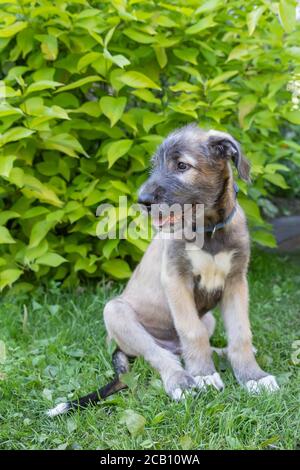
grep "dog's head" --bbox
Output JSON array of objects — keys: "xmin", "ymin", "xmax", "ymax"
[{"xmin": 138, "ymin": 124, "xmax": 250, "ymax": 223}]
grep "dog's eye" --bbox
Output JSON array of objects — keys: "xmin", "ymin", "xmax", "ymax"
[{"xmin": 177, "ymin": 162, "xmax": 189, "ymax": 172}]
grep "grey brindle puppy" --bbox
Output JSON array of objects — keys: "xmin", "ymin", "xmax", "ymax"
[{"xmin": 48, "ymin": 125, "xmax": 279, "ymax": 416}]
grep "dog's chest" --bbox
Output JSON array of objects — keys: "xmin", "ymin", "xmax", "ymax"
[{"xmin": 185, "ymin": 245, "xmax": 235, "ymax": 292}]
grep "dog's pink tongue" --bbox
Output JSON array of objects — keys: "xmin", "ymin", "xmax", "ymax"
[{"xmin": 151, "ymin": 214, "xmax": 170, "ymax": 228}]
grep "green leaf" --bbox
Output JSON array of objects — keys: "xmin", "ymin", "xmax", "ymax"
[
  {"xmin": 41, "ymin": 133, "xmax": 88, "ymax": 157},
  {"xmin": 0, "ymin": 155, "xmax": 17, "ymax": 177},
  {"xmin": 154, "ymin": 15, "xmax": 178, "ymax": 27},
  {"xmin": 153, "ymin": 46, "xmax": 168, "ymax": 68},
  {"xmin": 179, "ymin": 435, "xmax": 194, "ymax": 450},
  {"xmin": 120, "ymin": 71, "xmax": 161, "ymax": 90},
  {"xmin": 29, "ymin": 220, "xmax": 53, "ymax": 248},
  {"xmin": 66, "ymin": 418, "xmax": 77, "ymax": 434},
  {"xmin": 24, "ymin": 239, "xmax": 49, "ymax": 263},
  {"xmin": 102, "ymin": 239, "xmax": 119, "ymax": 259},
  {"xmin": 102, "ymin": 259, "xmax": 132, "ymax": 279},
  {"xmin": 104, "ymin": 26, "xmax": 116, "ymax": 48},
  {"xmin": 0, "ymin": 269, "xmax": 23, "ymax": 290},
  {"xmin": 169, "ymin": 102, "xmax": 198, "ymax": 119},
  {"xmin": 284, "ymin": 111, "xmax": 300, "ymax": 125},
  {"xmin": 176, "ymin": 65, "xmax": 203, "ymax": 82},
  {"xmin": 55, "ymin": 76, "xmax": 103, "ymax": 93},
  {"xmin": 0, "ymin": 211, "xmax": 20, "ymax": 225},
  {"xmin": 186, "ymin": 15, "xmax": 216, "ymax": 35},
  {"xmin": 106, "ymin": 139, "xmax": 133, "ymax": 168},
  {"xmin": 252, "ymin": 230, "xmax": 277, "ymax": 248},
  {"xmin": 173, "ymin": 48, "xmax": 198, "ymax": 65},
  {"xmin": 0, "ymin": 21, "xmax": 28, "ymax": 38},
  {"xmin": 25, "ymin": 80, "xmax": 63, "ymax": 95},
  {"xmin": 240, "ymin": 198, "xmax": 263, "ymax": 224},
  {"xmin": 142, "ymin": 112, "xmax": 165, "ymax": 132},
  {"xmin": 0, "ymin": 103, "xmax": 23, "ymax": 118},
  {"xmin": 123, "ymin": 28, "xmax": 154, "ymax": 44},
  {"xmin": 0, "ymin": 128, "xmax": 34, "ymax": 146},
  {"xmin": 100, "ymin": 96, "xmax": 127, "ymax": 127},
  {"xmin": 77, "ymin": 52, "xmax": 102, "ymax": 71},
  {"xmin": 247, "ymin": 6, "xmax": 265, "ymax": 35},
  {"xmin": 264, "ymin": 163, "xmax": 289, "ymax": 174},
  {"xmin": 120, "ymin": 371, "xmax": 140, "ymax": 391},
  {"xmin": 111, "ymin": 180, "xmax": 131, "ymax": 194},
  {"xmin": 42, "ymin": 388, "xmax": 52, "ymax": 401},
  {"xmin": 227, "ymin": 45, "xmax": 258, "ymax": 61},
  {"xmin": 119, "ymin": 409, "xmax": 146, "ymax": 437},
  {"xmin": 21, "ymin": 96, "xmax": 44, "ymax": 115},
  {"xmin": 127, "ymin": 237, "xmax": 149, "ymax": 252},
  {"xmin": 41, "ymin": 35, "xmax": 58, "ymax": 61},
  {"xmin": 37, "ymin": 253, "xmax": 67, "ymax": 267},
  {"xmin": 132, "ymin": 89, "xmax": 160, "ymax": 104},
  {"xmin": 278, "ymin": 0, "xmax": 296, "ymax": 33},
  {"xmin": 11, "ymin": 171, "xmax": 63, "ymax": 207},
  {"xmin": 195, "ymin": 0, "xmax": 223, "ymax": 14},
  {"xmin": 169, "ymin": 81, "xmax": 200, "ymax": 93},
  {"xmin": 22, "ymin": 207, "xmax": 50, "ymax": 219},
  {"xmin": 103, "ymin": 49, "xmax": 130, "ymax": 68},
  {"xmin": 110, "ymin": 69, "xmax": 126, "ymax": 92},
  {"xmin": 238, "ymin": 95, "xmax": 257, "ymax": 127},
  {"xmin": 207, "ymin": 70, "xmax": 238, "ymax": 89},
  {"xmin": 75, "ymin": 256, "xmax": 98, "ymax": 274},
  {"xmin": 264, "ymin": 173, "xmax": 289, "ymax": 189},
  {"xmin": 70, "ymin": 101, "xmax": 101, "ymax": 117},
  {"xmin": 0, "ymin": 226, "xmax": 15, "ymax": 244}
]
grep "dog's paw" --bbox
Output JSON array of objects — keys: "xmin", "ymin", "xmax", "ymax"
[
  {"xmin": 165, "ymin": 371, "xmax": 196, "ymax": 401},
  {"xmin": 194, "ymin": 372, "xmax": 225, "ymax": 391},
  {"xmin": 245, "ymin": 375, "xmax": 279, "ymax": 394}
]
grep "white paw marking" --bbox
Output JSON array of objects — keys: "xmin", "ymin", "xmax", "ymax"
[
  {"xmin": 194, "ymin": 372, "xmax": 224, "ymax": 391},
  {"xmin": 170, "ymin": 387, "xmax": 197, "ymax": 401},
  {"xmin": 46, "ymin": 402, "xmax": 69, "ymax": 417},
  {"xmin": 245, "ymin": 375, "xmax": 279, "ymax": 394},
  {"xmin": 171, "ymin": 388, "xmax": 184, "ymax": 401},
  {"xmin": 170, "ymin": 372, "xmax": 224, "ymax": 400}
]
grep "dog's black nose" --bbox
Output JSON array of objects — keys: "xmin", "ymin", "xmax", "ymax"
[{"xmin": 138, "ymin": 193, "xmax": 154, "ymax": 211}]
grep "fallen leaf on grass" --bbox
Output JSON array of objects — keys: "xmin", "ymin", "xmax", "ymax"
[
  {"xmin": 42, "ymin": 388, "xmax": 53, "ymax": 401},
  {"xmin": 179, "ymin": 434, "xmax": 194, "ymax": 450},
  {"xmin": 119, "ymin": 409, "xmax": 146, "ymax": 437},
  {"xmin": 260, "ymin": 435, "xmax": 280, "ymax": 449},
  {"xmin": 66, "ymin": 418, "xmax": 77, "ymax": 434}
]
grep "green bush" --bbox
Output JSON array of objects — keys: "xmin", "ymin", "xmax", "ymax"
[{"xmin": 0, "ymin": 0, "xmax": 299, "ymax": 291}]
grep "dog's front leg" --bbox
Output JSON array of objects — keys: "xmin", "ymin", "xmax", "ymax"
[
  {"xmin": 221, "ymin": 274, "xmax": 279, "ymax": 393},
  {"xmin": 162, "ymin": 270, "xmax": 224, "ymax": 391}
]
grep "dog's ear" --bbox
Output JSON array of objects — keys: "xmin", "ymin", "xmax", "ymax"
[{"xmin": 207, "ymin": 130, "xmax": 251, "ymax": 182}]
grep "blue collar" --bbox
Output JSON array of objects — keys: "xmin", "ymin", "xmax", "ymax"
[{"xmin": 195, "ymin": 183, "xmax": 239, "ymax": 237}]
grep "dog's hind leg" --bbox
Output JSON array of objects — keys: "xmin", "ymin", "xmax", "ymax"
[
  {"xmin": 104, "ymin": 298, "xmax": 196, "ymax": 400},
  {"xmin": 46, "ymin": 349, "xmax": 129, "ymax": 417}
]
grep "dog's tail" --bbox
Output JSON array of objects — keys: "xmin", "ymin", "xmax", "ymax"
[{"xmin": 46, "ymin": 350, "xmax": 129, "ymax": 417}]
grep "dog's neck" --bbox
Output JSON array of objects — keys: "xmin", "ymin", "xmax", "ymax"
[{"xmin": 204, "ymin": 170, "xmax": 236, "ymax": 229}]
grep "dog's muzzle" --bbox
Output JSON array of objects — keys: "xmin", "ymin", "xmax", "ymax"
[{"xmin": 137, "ymin": 193, "xmax": 154, "ymax": 212}]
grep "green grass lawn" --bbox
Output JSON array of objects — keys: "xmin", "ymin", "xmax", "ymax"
[{"xmin": 0, "ymin": 249, "xmax": 299, "ymax": 450}]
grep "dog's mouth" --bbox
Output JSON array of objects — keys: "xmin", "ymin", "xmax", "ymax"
[
  {"xmin": 151, "ymin": 211, "xmax": 183, "ymax": 229},
  {"xmin": 150, "ymin": 204, "xmax": 196, "ymax": 231},
  {"xmin": 139, "ymin": 202, "xmax": 198, "ymax": 231}
]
